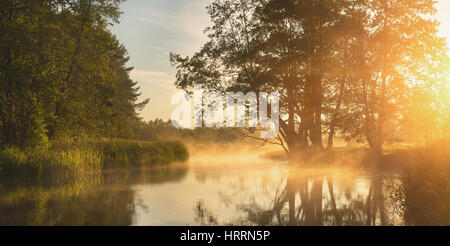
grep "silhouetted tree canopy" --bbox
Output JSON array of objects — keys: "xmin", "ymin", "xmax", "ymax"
[{"xmin": 171, "ymin": 0, "xmax": 449, "ymax": 160}]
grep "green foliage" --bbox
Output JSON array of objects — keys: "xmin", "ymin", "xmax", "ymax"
[
  {"xmin": 170, "ymin": 0, "xmax": 448, "ymax": 159},
  {"xmin": 0, "ymin": 146, "xmax": 102, "ymax": 178},
  {"xmin": 0, "ymin": 147, "xmax": 27, "ymax": 170},
  {"xmin": 137, "ymin": 119, "xmax": 240, "ymax": 143},
  {"xmin": 0, "ymin": 139, "xmax": 189, "ymax": 178},
  {"xmin": 65, "ymin": 139, "xmax": 190, "ymax": 168},
  {"xmin": 0, "ymin": 0, "xmax": 148, "ymax": 148},
  {"xmin": 52, "ymin": 139, "xmax": 190, "ymax": 168}
]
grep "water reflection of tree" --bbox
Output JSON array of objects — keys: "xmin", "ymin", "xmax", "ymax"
[
  {"xmin": 263, "ymin": 173, "xmax": 395, "ymax": 226},
  {"xmin": 0, "ymin": 165, "xmax": 189, "ymax": 225},
  {"xmin": 194, "ymin": 200, "xmax": 219, "ymax": 226},
  {"xmin": 194, "ymin": 169, "xmax": 401, "ymax": 226}
]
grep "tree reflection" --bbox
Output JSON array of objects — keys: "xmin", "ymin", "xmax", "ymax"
[
  {"xmin": 270, "ymin": 172, "xmax": 395, "ymax": 226},
  {"xmin": 0, "ymin": 165, "xmax": 189, "ymax": 225},
  {"xmin": 194, "ymin": 167, "xmax": 401, "ymax": 226}
]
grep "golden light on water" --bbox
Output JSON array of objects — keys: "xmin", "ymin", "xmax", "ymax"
[{"xmin": 2, "ymin": 0, "xmax": 450, "ymax": 228}]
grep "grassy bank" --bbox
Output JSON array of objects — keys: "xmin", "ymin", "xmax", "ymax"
[
  {"xmin": 393, "ymin": 140, "xmax": 450, "ymax": 225},
  {"xmin": 0, "ymin": 139, "xmax": 189, "ymax": 178}
]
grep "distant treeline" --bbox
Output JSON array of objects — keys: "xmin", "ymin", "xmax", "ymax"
[
  {"xmin": 136, "ymin": 119, "xmax": 240, "ymax": 143},
  {"xmin": 0, "ymin": 0, "xmax": 148, "ymax": 148}
]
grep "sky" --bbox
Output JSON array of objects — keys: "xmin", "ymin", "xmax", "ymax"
[{"xmin": 110, "ymin": 0, "xmax": 450, "ymax": 122}]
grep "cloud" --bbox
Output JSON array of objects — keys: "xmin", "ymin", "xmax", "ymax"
[
  {"xmin": 114, "ymin": 0, "xmax": 214, "ymax": 120},
  {"xmin": 136, "ymin": 13, "xmax": 180, "ymax": 34},
  {"xmin": 135, "ymin": 0, "xmax": 211, "ymax": 44},
  {"xmin": 129, "ymin": 69, "xmax": 183, "ymax": 120},
  {"xmin": 130, "ymin": 69, "xmax": 177, "ymax": 92}
]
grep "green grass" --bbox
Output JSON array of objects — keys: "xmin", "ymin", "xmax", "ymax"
[
  {"xmin": 0, "ymin": 146, "xmax": 102, "ymax": 178},
  {"xmin": 82, "ymin": 139, "xmax": 189, "ymax": 169},
  {"xmin": 0, "ymin": 139, "xmax": 189, "ymax": 178}
]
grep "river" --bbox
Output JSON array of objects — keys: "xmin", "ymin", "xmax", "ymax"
[{"xmin": 0, "ymin": 147, "xmax": 405, "ymax": 226}]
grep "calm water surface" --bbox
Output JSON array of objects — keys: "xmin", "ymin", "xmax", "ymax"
[{"xmin": 0, "ymin": 152, "xmax": 404, "ymax": 225}]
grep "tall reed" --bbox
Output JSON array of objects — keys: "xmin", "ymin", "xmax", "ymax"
[{"xmin": 0, "ymin": 139, "xmax": 189, "ymax": 178}]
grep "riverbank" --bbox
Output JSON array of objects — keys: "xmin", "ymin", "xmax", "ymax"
[
  {"xmin": 262, "ymin": 140, "xmax": 450, "ymax": 225},
  {"xmin": 261, "ymin": 144, "xmax": 419, "ymax": 168},
  {"xmin": 394, "ymin": 140, "xmax": 450, "ymax": 225},
  {"xmin": 0, "ymin": 139, "xmax": 188, "ymax": 178}
]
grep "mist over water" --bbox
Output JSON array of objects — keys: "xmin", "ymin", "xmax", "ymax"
[
  {"xmin": 133, "ymin": 144, "xmax": 403, "ymax": 226},
  {"xmin": 1, "ymin": 0, "xmax": 448, "ymax": 229},
  {"xmin": 0, "ymin": 143, "xmax": 405, "ymax": 226}
]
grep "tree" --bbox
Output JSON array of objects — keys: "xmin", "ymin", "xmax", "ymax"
[
  {"xmin": 0, "ymin": 0, "xmax": 148, "ymax": 148},
  {"xmin": 342, "ymin": 0, "xmax": 448, "ymax": 159},
  {"xmin": 171, "ymin": 0, "xmax": 366, "ymax": 159},
  {"xmin": 171, "ymin": 0, "xmax": 448, "ymax": 163}
]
